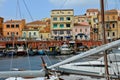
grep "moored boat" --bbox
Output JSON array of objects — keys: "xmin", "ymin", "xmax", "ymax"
[
  {"xmin": 59, "ymin": 43, "xmax": 73, "ymax": 55},
  {"xmin": 17, "ymin": 46, "xmax": 27, "ymax": 56}
]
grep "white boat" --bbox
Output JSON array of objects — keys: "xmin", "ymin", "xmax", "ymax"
[
  {"xmin": 59, "ymin": 53, "xmax": 120, "ymax": 78},
  {"xmin": 59, "ymin": 43, "xmax": 73, "ymax": 55},
  {"xmin": 17, "ymin": 46, "xmax": 27, "ymax": 56}
]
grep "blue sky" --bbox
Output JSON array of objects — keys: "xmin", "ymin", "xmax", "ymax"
[{"xmin": 0, "ymin": 0, "xmax": 120, "ymax": 22}]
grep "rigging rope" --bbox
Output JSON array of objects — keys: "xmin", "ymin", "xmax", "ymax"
[
  {"xmin": 22, "ymin": 0, "xmax": 34, "ymax": 21},
  {"xmin": 16, "ymin": 0, "xmax": 22, "ymax": 19}
]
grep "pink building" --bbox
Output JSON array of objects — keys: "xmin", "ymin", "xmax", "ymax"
[{"xmin": 72, "ymin": 22, "xmax": 90, "ymax": 40}]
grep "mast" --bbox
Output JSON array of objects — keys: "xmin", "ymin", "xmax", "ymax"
[{"xmin": 100, "ymin": 0, "xmax": 109, "ymax": 80}]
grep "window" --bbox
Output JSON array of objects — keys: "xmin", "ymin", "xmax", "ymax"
[
  {"xmin": 34, "ymin": 32, "xmax": 36, "ymax": 36},
  {"xmin": 11, "ymin": 32, "xmax": 15, "ymax": 37},
  {"xmin": 68, "ymin": 12, "xmax": 71, "ymax": 14},
  {"xmin": 85, "ymin": 29, "xmax": 87, "ymax": 32},
  {"xmin": 60, "ymin": 17, "xmax": 64, "ymax": 21},
  {"xmin": 60, "ymin": 24, "xmax": 64, "ymax": 28},
  {"xmin": 53, "ymin": 17, "xmax": 57, "ymax": 21},
  {"xmin": 60, "ymin": 31, "xmax": 64, "ymax": 34},
  {"xmin": 11, "ymin": 25, "xmax": 14, "ymax": 28},
  {"xmin": 16, "ymin": 24, "xmax": 19, "ymax": 28},
  {"xmin": 112, "ymin": 32, "xmax": 115, "ymax": 36},
  {"xmin": 16, "ymin": 32, "xmax": 18, "ymax": 35},
  {"xmin": 66, "ymin": 17, "xmax": 71, "ymax": 20},
  {"xmin": 29, "ymin": 32, "xmax": 31, "ymax": 37},
  {"xmin": 6, "ymin": 25, "xmax": 10, "ymax": 28},
  {"xmin": 106, "ymin": 24, "xmax": 110, "ymax": 28},
  {"xmin": 7, "ymin": 32, "xmax": 9, "ymax": 35},
  {"xmin": 66, "ymin": 24, "xmax": 70, "ymax": 27},
  {"xmin": 23, "ymin": 32, "xmax": 26, "ymax": 38},
  {"xmin": 80, "ymin": 29, "xmax": 82, "ymax": 32},
  {"xmin": 53, "ymin": 31, "xmax": 57, "ymax": 35},
  {"xmin": 107, "ymin": 32, "xmax": 109, "ymax": 36},
  {"xmin": 112, "ymin": 23, "xmax": 115, "ymax": 28},
  {"xmin": 53, "ymin": 24, "xmax": 57, "ymax": 28},
  {"xmin": 66, "ymin": 30, "xmax": 70, "ymax": 34}
]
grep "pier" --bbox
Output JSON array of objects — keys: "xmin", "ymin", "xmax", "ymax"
[{"xmin": 0, "ymin": 40, "xmax": 102, "ymax": 49}]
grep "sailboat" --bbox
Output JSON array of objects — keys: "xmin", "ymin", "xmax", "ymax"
[{"xmin": 1, "ymin": 0, "xmax": 120, "ymax": 80}]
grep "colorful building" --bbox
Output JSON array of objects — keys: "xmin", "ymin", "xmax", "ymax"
[
  {"xmin": 26, "ymin": 19, "xmax": 50, "ymax": 40},
  {"xmin": 51, "ymin": 9, "xmax": 74, "ymax": 40},
  {"xmin": 86, "ymin": 9, "xmax": 99, "ymax": 41},
  {"xmin": 98, "ymin": 9, "xmax": 120, "ymax": 41},
  {"xmin": 74, "ymin": 15, "xmax": 87, "ymax": 23},
  {"xmin": 0, "ymin": 17, "xmax": 4, "ymax": 37},
  {"xmin": 72, "ymin": 22, "xmax": 90, "ymax": 40},
  {"xmin": 22, "ymin": 28, "xmax": 39, "ymax": 39},
  {"xmin": 3, "ymin": 19, "xmax": 25, "ymax": 38}
]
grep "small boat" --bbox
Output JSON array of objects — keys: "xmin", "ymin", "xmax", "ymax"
[
  {"xmin": 37, "ymin": 49, "xmax": 45, "ymax": 55},
  {"xmin": 27, "ymin": 48, "xmax": 35, "ymax": 56},
  {"xmin": 59, "ymin": 43, "xmax": 73, "ymax": 55},
  {"xmin": 45, "ymin": 46, "xmax": 59, "ymax": 55},
  {"xmin": 6, "ymin": 47, "xmax": 17, "ymax": 56},
  {"xmin": 17, "ymin": 46, "xmax": 27, "ymax": 56}
]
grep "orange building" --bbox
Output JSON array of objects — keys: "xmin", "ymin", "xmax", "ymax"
[
  {"xmin": 0, "ymin": 17, "xmax": 4, "ymax": 37},
  {"xmin": 3, "ymin": 19, "xmax": 25, "ymax": 38}
]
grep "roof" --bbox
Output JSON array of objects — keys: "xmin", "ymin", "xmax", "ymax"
[
  {"xmin": 0, "ymin": 17, "xmax": 3, "ymax": 19},
  {"xmin": 26, "ymin": 20, "xmax": 46, "ymax": 25},
  {"xmin": 52, "ymin": 9, "xmax": 74, "ymax": 11},
  {"xmin": 40, "ymin": 26, "xmax": 50, "ymax": 33},
  {"xmin": 4, "ymin": 19, "xmax": 25, "ymax": 23},
  {"xmin": 86, "ymin": 9, "xmax": 99, "ymax": 12},
  {"xmin": 74, "ymin": 22, "xmax": 89, "ymax": 26},
  {"xmin": 105, "ymin": 9, "xmax": 118, "ymax": 14}
]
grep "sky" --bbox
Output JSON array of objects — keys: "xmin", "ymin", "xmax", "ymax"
[{"xmin": 0, "ymin": 0, "xmax": 120, "ymax": 23}]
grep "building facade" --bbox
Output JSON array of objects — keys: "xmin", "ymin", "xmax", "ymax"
[
  {"xmin": 22, "ymin": 28, "xmax": 39, "ymax": 39},
  {"xmin": 51, "ymin": 9, "xmax": 74, "ymax": 40},
  {"xmin": 3, "ymin": 19, "xmax": 25, "ymax": 38},
  {"xmin": 74, "ymin": 15, "xmax": 87, "ymax": 23},
  {"xmin": 98, "ymin": 9, "xmax": 120, "ymax": 41},
  {"xmin": 26, "ymin": 20, "xmax": 50, "ymax": 40},
  {"xmin": 72, "ymin": 22, "xmax": 90, "ymax": 40},
  {"xmin": 86, "ymin": 9, "xmax": 99, "ymax": 41},
  {"xmin": 0, "ymin": 17, "xmax": 4, "ymax": 37}
]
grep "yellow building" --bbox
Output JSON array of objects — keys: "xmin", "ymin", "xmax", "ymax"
[
  {"xmin": 74, "ymin": 15, "xmax": 87, "ymax": 23},
  {"xmin": 86, "ymin": 9, "xmax": 99, "ymax": 41},
  {"xmin": 99, "ymin": 9, "xmax": 120, "ymax": 41},
  {"xmin": 26, "ymin": 19, "xmax": 51, "ymax": 40},
  {"xmin": 51, "ymin": 9, "xmax": 74, "ymax": 40},
  {"xmin": 0, "ymin": 17, "xmax": 4, "ymax": 36},
  {"xmin": 3, "ymin": 19, "xmax": 25, "ymax": 38},
  {"xmin": 22, "ymin": 28, "xmax": 39, "ymax": 39}
]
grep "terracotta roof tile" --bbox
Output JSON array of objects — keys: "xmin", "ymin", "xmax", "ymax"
[
  {"xmin": 26, "ymin": 20, "xmax": 46, "ymax": 25},
  {"xmin": 86, "ymin": 9, "xmax": 99, "ymax": 12}
]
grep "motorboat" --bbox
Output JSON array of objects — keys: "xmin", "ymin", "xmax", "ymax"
[
  {"xmin": 59, "ymin": 53, "xmax": 120, "ymax": 78},
  {"xmin": 59, "ymin": 43, "xmax": 73, "ymax": 55},
  {"xmin": 17, "ymin": 46, "xmax": 27, "ymax": 56},
  {"xmin": 6, "ymin": 47, "xmax": 17, "ymax": 56}
]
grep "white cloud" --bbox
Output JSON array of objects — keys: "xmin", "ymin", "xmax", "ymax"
[{"xmin": 49, "ymin": 0, "xmax": 99, "ymax": 8}]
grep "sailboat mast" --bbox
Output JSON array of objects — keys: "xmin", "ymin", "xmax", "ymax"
[{"xmin": 100, "ymin": 0, "xmax": 109, "ymax": 80}]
